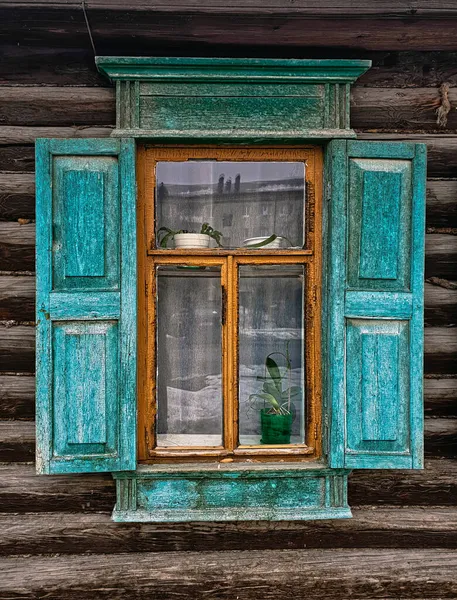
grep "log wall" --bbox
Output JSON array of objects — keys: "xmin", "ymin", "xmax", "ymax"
[{"xmin": 0, "ymin": 2, "xmax": 456, "ymax": 598}]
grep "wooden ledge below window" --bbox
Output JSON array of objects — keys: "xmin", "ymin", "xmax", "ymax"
[{"xmin": 112, "ymin": 464, "xmax": 352, "ymax": 523}]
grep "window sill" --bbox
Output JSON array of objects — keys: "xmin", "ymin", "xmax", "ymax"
[{"xmin": 112, "ymin": 463, "xmax": 352, "ymax": 522}]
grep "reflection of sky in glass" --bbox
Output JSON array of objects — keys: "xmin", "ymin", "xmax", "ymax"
[
  {"xmin": 155, "ymin": 160, "xmax": 306, "ymax": 249},
  {"xmin": 157, "ymin": 161, "xmax": 304, "ymax": 185}
]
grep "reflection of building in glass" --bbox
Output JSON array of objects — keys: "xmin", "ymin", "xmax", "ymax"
[{"xmin": 157, "ymin": 175, "xmax": 305, "ymax": 247}]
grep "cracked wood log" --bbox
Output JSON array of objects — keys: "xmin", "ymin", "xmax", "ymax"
[
  {"xmin": 1, "ymin": 507, "xmax": 457, "ymax": 557},
  {"xmin": 1, "ymin": 547, "xmax": 457, "ymax": 599}
]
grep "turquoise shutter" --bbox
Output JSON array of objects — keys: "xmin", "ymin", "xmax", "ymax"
[
  {"xmin": 35, "ymin": 139, "xmax": 136, "ymax": 474},
  {"xmin": 326, "ymin": 140, "xmax": 426, "ymax": 469}
]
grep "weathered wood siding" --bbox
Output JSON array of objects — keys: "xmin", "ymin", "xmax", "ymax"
[{"xmin": 0, "ymin": 2, "xmax": 457, "ymax": 597}]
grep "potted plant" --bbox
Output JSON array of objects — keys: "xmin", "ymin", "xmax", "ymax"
[
  {"xmin": 242, "ymin": 234, "xmax": 296, "ymax": 249},
  {"xmin": 158, "ymin": 223, "xmax": 223, "ymax": 248},
  {"xmin": 247, "ymin": 343, "xmax": 302, "ymax": 444}
]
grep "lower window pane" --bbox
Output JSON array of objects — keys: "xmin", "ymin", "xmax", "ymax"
[
  {"xmin": 238, "ymin": 265, "xmax": 305, "ymax": 446},
  {"xmin": 156, "ymin": 265, "xmax": 223, "ymax": 447}
]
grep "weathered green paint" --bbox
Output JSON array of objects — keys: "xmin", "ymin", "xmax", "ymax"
[
  {"xmin": 96, "ymin": 57, "xmax": 371, "ymax": 140},
  {"xmin": 33, "ymin": 59, "xmax": 427, "ymax": 523},
  {"xmin": 326, "ymin": 140, "xmax": 426, "ymax": 470},
  {"xmin": 35, "ymin": 138, "xmax": 137, "ymax": 475},
  {"xmin": 112, "ymin": 465, "xmax": 352, "ymax": 523}
]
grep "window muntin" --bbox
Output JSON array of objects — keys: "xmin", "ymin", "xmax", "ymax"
[{"xmin": 138, "ymin": 146, "xmax": 322, "ymax": 462}]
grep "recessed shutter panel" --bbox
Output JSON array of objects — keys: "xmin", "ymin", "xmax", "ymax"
[
  {"xmin": 327, "ymin": 140, "xmax": 426, "ymax": 469},
  {"xmin": 35, "ymin": 139, "xmax": 136, "ymax": 474}
]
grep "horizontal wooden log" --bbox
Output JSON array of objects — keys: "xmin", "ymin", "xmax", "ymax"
[
  {"xmin": 3, "ymin": 6, "xmax": 457, "ymax": 52},
  {"xmin": 357, "ymin": 133, "xmax": 457, "ymax": 178},
  {"xmin": 1, "ymin": 506, "xmax": 457, "ymax": 558},
  {"xmin": 2, "ymin": 1, "xmax": 456, "ymax": 15},
  {"xmin": 0, "ymin": 375, "xmax": 35, "ymax": 419},
  {"xmin": 0, "ymin": 417, "xmax": 456, "ymax": 463},
  {"xmin": 1, "ymin": 324, "xmax": 455, "ymax": 375},
  {"xmin": 2, "ymin": 218, "xmax": 456, "ymax": 277},
  {"xmin": 0, "ymin": 463, "xmax": 115, "ymax": 513},
  {"xmin": 0, "ymin": 420, "xmax": 35, "ymax": 462},
  {"xmin": 1, "ymin": 547, "xmax": 457, "ymax": 599},
  {"xmin": 0, "ymin": 87, "xmax": 114, "ymax": 127},
  {"xmin": 0, "ymin": 325, "xmax": 35, "ymax": 372},
  {"xmin": 0, "ymin": 125, "xmax": 112, "ymax": 146},
  {"xmin": 0, "ymin": 276, "xmax": 35, "ymax": 321},
  {"xmin": 1, "ymin": 458, "xmax": 455, "ymax": 514},
  {"xmin": 426, "ymin": 178, "xmax": 457, "ymax": 228},
  {"xmin": 4, "ymin": 47, "xmax": 457, "ymax": 89},
  {"xmin": 424, "ymin": 281, "xmax": 457, "ymax": 327},
  {"xmin": 4, "ymin": 135, "xmax": 457, "ymax": 180},
  {"xmin": 1, "ymin": 373, "xmax": 456, "ymax": 422},
  {"xmin": 424, "ymin": 377, "xmax": 457, "ymax": 416},
  {"xmin": 425, "ymin": 327, "xmax": 457, "ymax": 375},
  {"xmin": 1, "ymin": 277, "xmax": 455, "ymax": 325},
  {"xmin": 0, "ymin": 173, "xmax": 35, "ymax": 221},
  {"xmin": 3, "ymin": 86, "xmax": 457, "ymax": 131},
  {"xmin": 425, "ymin": 233, "xmax": 457, "ymax": 281},
  {"xmin": 2, "ymin": 168, "xmax": 456, "ymax": 229},
  {"xmin": 0, "ymin": 222, "xmax": 35, "ymax": 271}
]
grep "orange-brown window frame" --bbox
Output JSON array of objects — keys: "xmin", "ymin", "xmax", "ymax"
[{"xmin": 137, "ymin": 146, "xmax": 323, "ymax": 463}]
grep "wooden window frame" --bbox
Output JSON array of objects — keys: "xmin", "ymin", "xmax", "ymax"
[{"xmin": 137, "ymin": 145, "xmax": 323, "ymax": 463}]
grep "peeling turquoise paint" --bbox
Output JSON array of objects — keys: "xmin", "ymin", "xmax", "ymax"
[{"xmin": 35, "ymin": 138, "xmax": 137, "ymax": 475}]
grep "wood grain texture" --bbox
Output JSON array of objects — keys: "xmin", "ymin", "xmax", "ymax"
[
  {"xmin": 4, "ymin": 85, "xmax": 457, "ymax": 131},
  {"xmin": 0, "ymin": 222, "xmax": 35, "ymax": 271},
  {"xmin": 2, "ymin": 507, "xmax": 457, "ymax": 556},
  {"xmin": 0, "ymin": 375, "xmax": 35, "ymax": 419},
  {"xmin": 2, "ymin": 374, "xmax": 455, "ymax": 422},
  {"xmin": 2, "ymin": 1, "xmax": 456, "ymax": 15},
  {"xmin": 1, "ymin": 417, "xmax": 455, "ymax": 464},
  {"xmin": 0, "ymin": 275, "xmax": 35, "ymax": 320},
  {"xmin": 4, "ymin": 134, "xmax": 457, "ymax": 177},
  {"xmin": 0, "ymin": 459, "xmax": 455, "ymax": 513},
  {"xmin": 1, "ymin": 548, "xmax": 457, "ymax": 599},
  {"xmin": 4, "ymin": 48, "xmax": 457, "ymax": 89},
  {"xmin": 4, "ymin": 323, "xmax": 453, "ymax": 375},
  {"xmin": 3, "ymin": 6, "xmax": 457, "ymax": 51},
  {"xmin": 0, "ymin": 325, "xmax": 35, "ymax": 372},
  {"xmin": 35, "ymin": 137, "xmax": 137, "ymax": 475},
  {"xmin": 0, "ymin": 275, "xmax": 447, "ymax": 327},
  {"xmin": 2, "ymin": 170, "xmax": 456, "ymax": 228}
]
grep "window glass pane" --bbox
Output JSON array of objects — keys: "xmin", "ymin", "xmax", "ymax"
[
  {"xmin": 156, "ymin": 265, "xmax": 223, "ymax": 447},
  {"xmin": 156, "ymin": 161, "xmax": 305, "ymax": 249},
  {"xmin": 238, "ymin": 265, "xmax": 305, "ymax": 446}
]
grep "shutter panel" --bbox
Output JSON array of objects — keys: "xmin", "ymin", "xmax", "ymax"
[
  {"xmin": 35, "ymin": 139, "xmax": 136, "ymax": 474},
  {"xmin": 327, "ymin": 140, "xmax": 426, "ymax": 469}
]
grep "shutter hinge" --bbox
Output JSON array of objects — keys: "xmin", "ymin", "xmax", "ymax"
[{"xmin": 314, "ymin": 422, "xmax": 319, "ymax": 440}]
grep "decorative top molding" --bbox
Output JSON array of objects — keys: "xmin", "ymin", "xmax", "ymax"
[
  {"xmin": 96, "ymin": 57, "xmax": 371, "ymax": 141},
  {"xmin": 96, "ymin": 57, "xmax": 371, "ymax": 84}
]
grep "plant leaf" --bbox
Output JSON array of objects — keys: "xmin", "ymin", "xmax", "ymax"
[
  {"xmin": 266, "ymin": 356, "xmax": 282, "ymax": 393},
  {"xmin": 249, "ymin": 392, "xmax": 281, "ymax": 412},
  {"xmin": 263, "ymin": 381, "xmax": 282, "ymax": 401}
]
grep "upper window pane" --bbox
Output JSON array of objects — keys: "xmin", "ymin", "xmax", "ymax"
[{"xmin": 156, "ymin": 161, "xmax": 305, "ymax": 249}]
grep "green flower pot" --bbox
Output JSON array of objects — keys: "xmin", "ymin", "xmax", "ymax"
[{"xmin": 260, "ymin": 409, "xmax": 293, "ymax": 444}]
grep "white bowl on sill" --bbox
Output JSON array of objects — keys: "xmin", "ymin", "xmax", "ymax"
[
  {"xmin": 243, "ymin": 236, "xmax": 282, "ymax": 249},
  {"xmin": 174, "ymin": 233, "xmax": 211, "ymax": 249}
]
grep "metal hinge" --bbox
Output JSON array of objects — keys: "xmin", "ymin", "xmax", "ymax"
[{"xmin": 314, "ymin": 422, "xmax": 319, "ymax": 440}]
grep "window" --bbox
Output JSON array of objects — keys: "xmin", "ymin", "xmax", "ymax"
[
  {"xmin": 35, "ymin": 57, "xmax": 426, "ymax": 523},
  {"xmin": 137, "ymin": 147, "xmax": 323, "ymax": 462}
]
